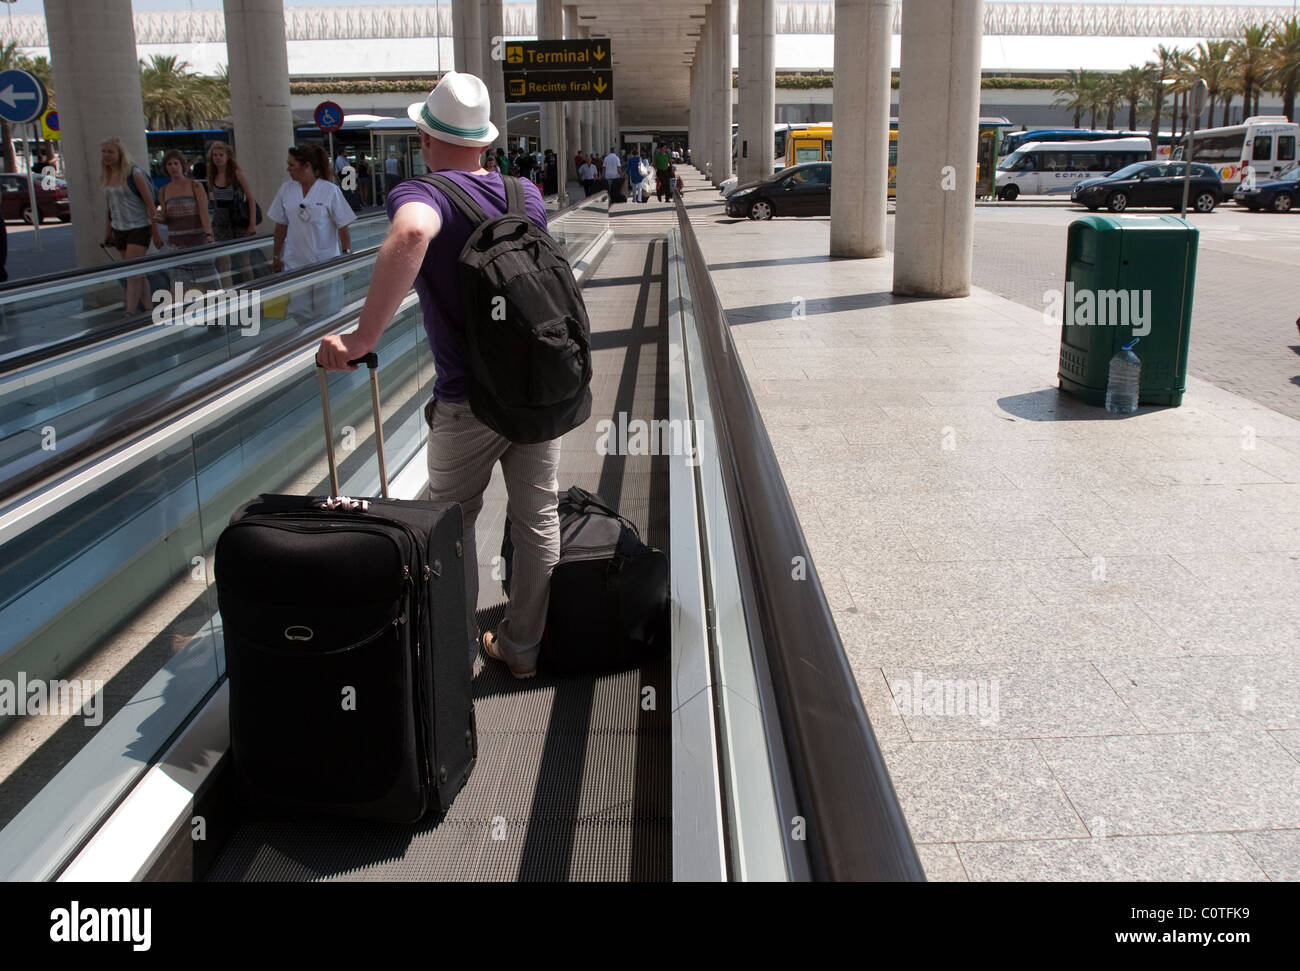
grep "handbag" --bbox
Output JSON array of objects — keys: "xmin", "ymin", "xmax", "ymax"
[{"xmin": 232, "ymin": 184, "xmax": 263, "ymax": 229}]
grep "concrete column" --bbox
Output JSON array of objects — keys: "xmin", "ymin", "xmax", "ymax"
[
  {"xmin": 892, "ymin": 0, "xmax": 983, "ymax": 296},
  {"xmin": 829, "ymin": 0, "xmax": 893, "ymax": 258},
  {"xmin": 738, "ymin": 0, "xmax": 776, "ymax": 185},
  {"xmin": 537, "ymin": 0, "xmax": 566, "ymax": 203},
  {"xmin": 578, "ymin": 25, "xmax": 593, "ymax": 157},
  {"xmin": 482, "ymin": 0, "xmax": 507, "ymax": 152},
  {"xmin": 452, "ymin": 0, "xmax": 483, "ymax": 76},
  {"xmin": 563, "ymin": 6, "xmax": 582, "ymax": 181},
  {"xmin": 224, "ymin": 0, "xmax": 294, "ymax": 250},
  {"xmin": 698, "ymin": 15, "xmax": 712, "ymax": 174},
  {"xmin": 45, "ymin": 0, "xmax": 148, "ymax": 267},
  {"xmin": 689, "ymin": 60, "xmax": 697, "ymax": 162},
  {"xmin": 711, "ymin": 0, "xmax": 733, "ymax": 184}
]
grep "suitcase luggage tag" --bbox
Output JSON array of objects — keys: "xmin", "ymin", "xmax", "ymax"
[{"xmin": 316, "ymin": 351, "xmax": 389, "ymax": 500}]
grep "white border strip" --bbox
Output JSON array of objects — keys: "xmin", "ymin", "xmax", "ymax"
[
  {"xmin": 672, "ymin": 230, "xmax": 788, "ymax": 881},
  {"xmin": 666, "ymin": 230, "xmax": 726, "ymax": 882}
]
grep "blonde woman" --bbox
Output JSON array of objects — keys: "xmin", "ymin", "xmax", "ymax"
[{"xmin": 101, "ymin": 137, "xmax": 161, "ymax": 314}]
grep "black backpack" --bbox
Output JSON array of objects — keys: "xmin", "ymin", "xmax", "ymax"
[
  {"xmin": 501, "ymin": 486, "xmax": 669, "ymax": 674},
  {"xmin": 418, "ymin": 174, "xmax": 593, "ymax": 444}
]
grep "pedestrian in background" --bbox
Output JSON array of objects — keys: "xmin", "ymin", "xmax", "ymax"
[
  {"xmin": 269, "ymin": 144, "xmax": 356, "ymax": 321},
  {"xmin": 100, "ymin": 136, "xmax": 162, "ymax": 315},
  {"xmin": 579, "ymin": 154, "xmax": 598, "ymax": 196},
  {"xmin": 158, "ymin": 149, "xmax": 214, "ymax": 287}
]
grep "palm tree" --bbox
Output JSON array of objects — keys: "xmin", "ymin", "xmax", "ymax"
[
  {"xmin": 1051, "ymin": 69, "xmax": 1095, "ymax": 128},
  {"xmin": 1143, "ymin": 59, "xmax": 1170, "ymax": 144},
  {"xmin": 1265, "ymin": 16, "xmax": 1300, "ymax": 122},
  {"xmin": 1192, "ymin": 40, "xmax": 1233, "ymax": 129},
  {"xmin": 1099, "ymin": 75, "xmax": 1123, "ymax": 130},
  {"xmin": 1230, "ymin": 24, "xmax": 1274, "ymax": 120},
  {"xmin": 140, "ymin": 54, "xmax": 193, "ymax": 130},
  {"xmin": 1116, "ymin": 66, "xmax": 1148, "ymax": 130}
]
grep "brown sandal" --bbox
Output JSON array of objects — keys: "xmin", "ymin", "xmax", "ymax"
[{"xmin": 481, "ymin": 631, "xmax": 536, "ymax": 680}]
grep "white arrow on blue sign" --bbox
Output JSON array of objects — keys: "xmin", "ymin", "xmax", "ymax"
[{"xmin": 0, "ymin": 70, "xmax": 47, "ymax": 125}]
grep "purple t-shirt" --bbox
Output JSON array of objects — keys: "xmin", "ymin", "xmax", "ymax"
[{"xmin": 386, "ymin": 171, "xmax": 549, "ymax": 402}]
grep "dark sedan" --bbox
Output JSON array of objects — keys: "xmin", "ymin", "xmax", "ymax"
[
  {"xmin": 1234, "ymin": 161, "xmax": 1299, "ymax": 212},
  {"xmin": 725, "ymin": 161, "xmax": 831, "ymax": 220},
  {"xmin": 0, "ymin": 172, "xmax": 71, "ymax": 224},
  {"xmin": 1070, "ymin": 161, "xmax": 1223, "ymax": 213}
]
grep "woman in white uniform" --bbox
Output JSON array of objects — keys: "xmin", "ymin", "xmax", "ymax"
[{"xmin": 268, "ymin": 144, "xmax": 356, "ymax": 322}]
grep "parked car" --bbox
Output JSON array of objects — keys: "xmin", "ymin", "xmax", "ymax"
[
  {"xmin": 1234, "ymin": 161, "xmax": 1299, "ymax": 212},
  {"xmin": 0, "ymin": 172, "xmax": 71, "ymax": 224},
  {"xmin": 725, "ymin": 161, "xmax": 831, "ymax": 220},
  {"xmin": 1070, "ymin": 161, "xmax": 1223, "ymax": 212}
]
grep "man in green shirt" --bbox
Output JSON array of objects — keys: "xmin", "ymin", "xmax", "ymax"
[{"xmin": 652, "ymin": 144, "xmax": 672, "ymax": 201}]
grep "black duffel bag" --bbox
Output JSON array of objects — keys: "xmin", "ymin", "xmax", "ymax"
[{"xmin": 502, "ymin": 486, "xmax": 668, "ymax": 674}]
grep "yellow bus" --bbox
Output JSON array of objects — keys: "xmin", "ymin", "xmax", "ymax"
[
  {"xmin": 786, "ymin": 124, "xmax": 898, "ymax": 198},
  {"xmin": 784, "ymin": 125, "xmax": 833, "ymax": 167},
  {"xmin": 784, "ymin": 117, "xmax": 1005, "ymax": 200}
]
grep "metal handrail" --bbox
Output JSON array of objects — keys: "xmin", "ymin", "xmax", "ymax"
[
  {"xmin": 0, "ymin": 246, "xmax": 381, "ymax": 377},
  {"xmin": 0, "ymin": 193, "xmax": 611, "ymax": 510},
  {"xmin": 0, "ymin": 208, "xmax": 388, "ymax": 299},
  {"xmin": 0, "ymin": 269, "xmax": 373, "ymax": 508},
  {"xmin": 671, "ymin": 189, "xmax": 924, "ymax": 881}
]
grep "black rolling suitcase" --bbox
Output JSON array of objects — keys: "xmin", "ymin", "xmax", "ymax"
[{"xmin": 215, "ymin": 354, "xmax": 476, "ymax": 823}]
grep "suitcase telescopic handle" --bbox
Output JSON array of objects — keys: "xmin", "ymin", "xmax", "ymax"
[{"xmin": 315, "ymin": 352, "xmax": 389, "ymax": 500}]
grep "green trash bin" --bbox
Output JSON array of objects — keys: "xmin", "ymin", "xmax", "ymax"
[{"xmin": 1057, "ymin": 214, "xmax": 1198, "ymax": 407}]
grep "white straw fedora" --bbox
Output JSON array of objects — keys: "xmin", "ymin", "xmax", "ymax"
[{"xmin": 407, "ymin": 71, "xmax": 499, "ymax": 148}]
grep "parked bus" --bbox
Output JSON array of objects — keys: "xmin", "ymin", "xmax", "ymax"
[
  {"xmin": 730, "ymin": 123, "xmax": 811, "ymax": 169},
  {"xmin": 1000, "ymin": 128, "xmax": 1156, "ymax": 157},
  {"xmin": 1173, "ymin": 116, "xmax": 1299, "ymax": 192},
  {"xmin": 994, "ymin": 137, "xmax": 1154, "ymax": 200}
]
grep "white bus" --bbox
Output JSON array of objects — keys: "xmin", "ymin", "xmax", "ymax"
[
  {"xmin": 1174, "ymin": 116, "xmax": 1299, "ymax": 191},
  {"xmin": 994, "ymin": 137, "xmax": 1154, "ymax": 200}
]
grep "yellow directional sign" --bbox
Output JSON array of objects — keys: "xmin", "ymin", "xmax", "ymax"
[
  {"xmin": 505, "ymin": 39, "xmax": 611, "ymax": 70},
  {"xmin": 502, "ymin": 70, "xmax": 614, "ymax": 103}
]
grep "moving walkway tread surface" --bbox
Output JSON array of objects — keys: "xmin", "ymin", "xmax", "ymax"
[{"xmin": 204, "ymin": 216, "xmax": 673, "ymax": 881}]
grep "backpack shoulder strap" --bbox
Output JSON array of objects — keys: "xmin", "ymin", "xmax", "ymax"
[
  {"xmin": 503, "ymin": 175, "xmax": 526, "ymax": 217},
  {"xmin": 417, "ymin": 173, "xmax": 490, "ymax": 226}
]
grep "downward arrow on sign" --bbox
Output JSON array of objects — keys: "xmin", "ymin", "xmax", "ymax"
[
  {"xmin": 593, "ymin": 77, "xmax": 608, "ymax": 94},
  {"xmin": 593, "ymin": 46, "xmax": 606, "ymax": 61}
]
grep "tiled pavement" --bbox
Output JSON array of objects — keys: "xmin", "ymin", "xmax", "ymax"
[
  {"xmin": 682, "ymin": 168, "xmax": 1300, "ymax": 882},
  {"xmin": 904, "ymin": 205, "xmax": 1300, "ymax": 421}
]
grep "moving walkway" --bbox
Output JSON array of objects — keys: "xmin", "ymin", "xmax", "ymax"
[{"xmin": 0, "ymin": 184, "xmax": 919, "ymax": 882}]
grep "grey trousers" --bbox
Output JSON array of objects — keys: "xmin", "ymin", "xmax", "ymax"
[{"xmin": 425, "ymin": 398, "xmax": 560, "ymax": 669}]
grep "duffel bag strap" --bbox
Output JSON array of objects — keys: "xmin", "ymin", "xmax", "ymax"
[{"xmin": 564, "ymin": 486, "xmax": 641, "ymax": 539}]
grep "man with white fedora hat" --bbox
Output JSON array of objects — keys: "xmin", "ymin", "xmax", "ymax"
[{"xmin": 317, "ymin": 72, "xmax": 560, "ymax": 680}]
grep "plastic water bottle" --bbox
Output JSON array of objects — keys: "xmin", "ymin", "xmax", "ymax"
[{"xmin": 1104, "ymin": 338, "xmax": 1142, "ymax": 415}]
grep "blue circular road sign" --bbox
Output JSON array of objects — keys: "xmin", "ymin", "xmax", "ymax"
[
  {"xmin": 314, "ymin": 101, "xmax": 344, "ymax": 133},
  {"xmin": 0, "ymin": 70, "xmax": 47, "ymax": 125}
]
